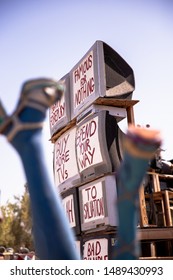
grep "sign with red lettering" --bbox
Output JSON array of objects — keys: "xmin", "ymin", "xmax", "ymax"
[
  {"xmin": 79, "ymin": 175, "xmax": 118, "ymax": 232},
  {"xmin": 62, "ymin": 194, "xmax": 76, "ymax": 228},
  {"xmin": 49, "ymin": 74, "xmax": 71, "ymax": 136},
  {"xmin": 54, "ymin": 127, "xmax": 80, "ymax": 187},
  {"xmin": 72, "ymin": 51, "xmax": 95, "ymax": 110},
  {"xmin": 81, "ymin": 182, "xmax": 105, "ymax": 223},
  {"xmin": 83, "ymin": 238, "xmax": 108, "ymax": 260},
  {"xmin": 69, "ymin": 40, "xmax": 135, "ymax": 119},
  {"xmin": 76, "ymin": 116, "xmax": 102, "ymax": 172},
  {"xmin": 49, "ymin": 98, "xmax": 65, "ymax": 133}
]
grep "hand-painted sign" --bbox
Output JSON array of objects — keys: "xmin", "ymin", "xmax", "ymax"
[
  {"xmin": 54, "ymin": 127, "xmax": 79, "ymax": 186},
  {"xmin": 81, "ymin": 181, "xmax": 104, "ymax": 223},
  {"xmin": 62, "ymin": 194, "xmax": 76, "ymax": 228},
  {"xmin": 49, "ymin": 98, "xmax": 65, "ymax": 130},
  {"xmin": 76, "ymin": 116, "xmax": 102, "ymax": 172},
  {"xmin": 72, "ymin": 51, "xmax": 95, "ymax": 110},
  {"xmin": 83, "ymin": 238, "xmax": 108, "ymax": 260},
  {"xmin": 79, "ymin": 175, "xmax": 118, "ymax": 232},
  {"xmin": 49, "ymin": 74, "xmax": 71, "ymax": 136},
  {"xmin": 70, "ymin": 41, "xmax": 135, "ymax": 119}
]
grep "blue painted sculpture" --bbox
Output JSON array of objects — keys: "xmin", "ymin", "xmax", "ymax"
[
  {"xmin": 114, "ymin": 125, "xmax": 162, "ymax": 259},
  {"xmin": 0, "ymin": 78, "xmax": 161, "ymax": 260}
]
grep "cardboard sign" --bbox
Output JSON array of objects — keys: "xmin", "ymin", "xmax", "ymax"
[
  {"xmin": 76, "ymin": 115, "xmax": 102, "ymax": 172},
  {"xmin": 54, "ymin": 127, "xmax": 79, "ymax": 187},
  {"xmin": 81, "ymin": 181, "xmax": 105, "ymax": 223},
  {"xmin": 83, "ymin": 238, "xmax": 108, "ymax": 260},
  {"xmin": 72, "ymin": 51, "xmax": 95, "ymax": 110},
  {"xmin": 62, "ymin": 194, "xmax": 76, "ymax": 228}
]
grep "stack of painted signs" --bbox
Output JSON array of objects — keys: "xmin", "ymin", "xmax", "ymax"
[{"xmin": 49, "ymin": 40, "xmax": 135, "ymax": 260}]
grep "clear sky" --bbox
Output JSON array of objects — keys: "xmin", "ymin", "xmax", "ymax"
[{"xmin": 0, "ymin": 0, "xmax": 173, "ymax": 205}]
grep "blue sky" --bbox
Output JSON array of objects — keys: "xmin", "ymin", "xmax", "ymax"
[{"xmin": 0, "ymin": 0, "xmax": 173, "ymax": 205}]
